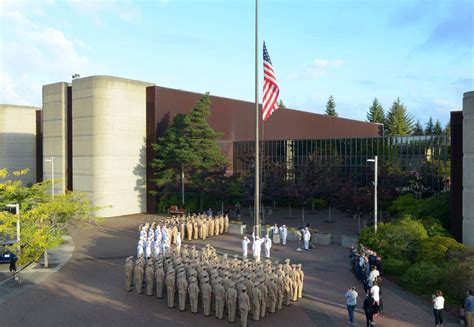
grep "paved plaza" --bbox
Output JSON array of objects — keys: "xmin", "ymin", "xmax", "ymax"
[{"xmin": 0, "ymin": 209, "xmax": 459, "ymax": 326}]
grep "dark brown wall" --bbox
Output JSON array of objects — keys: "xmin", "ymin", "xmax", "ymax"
[
  {"xmin": 146, "ymin": 85, "xmax": 382, "ymax": 213},
  {"xmin": 450, "ymin": 111, "xmax": 463, "ymax": 242},
  {"xmin": 36, "ymin": 110, "xmax": 43, "ymax": 182}
]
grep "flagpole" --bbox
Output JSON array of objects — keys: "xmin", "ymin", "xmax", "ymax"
[{"xmin": 254, "ymin": 0, "xmax": 261, "ymax": 238}]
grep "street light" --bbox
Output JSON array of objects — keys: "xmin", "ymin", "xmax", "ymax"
[
  {"xmin": 45, "ymin": 157, "xmax": 54, "ymax": 199},
  {"xmin": 6, "ymin": 204, "xmax": 20, "ymax": 283},
  {"xmin": 367, "ymin": 156, "xmax": 378, "ymax": 233}
]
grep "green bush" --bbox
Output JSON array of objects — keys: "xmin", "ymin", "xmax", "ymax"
[
  {"xmin": 384, "ymin": 258, "xmax": 411, "ymax": 276},
  {"xmin": 400, "ymin": 261, "xmax": 442, "ymax": 294},
  {"xmin": 438, "ymin": 258, "xmax": 474, "ymax": 305},
  {"xmin": 311, "ymin": 197, "xmax": 328, "ymax": 210},
  {"xmin": 359, "ymin": 216, "xmax": 428, "ymax": 261},
  {"xmin": 417, "ymin": 236, "xmax": 474, "ymax": 263},
  {"xmin": 388, "ymin": 194, "xmax": 420, "ymax": 216}
]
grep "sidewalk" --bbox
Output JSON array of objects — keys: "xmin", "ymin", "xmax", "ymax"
[{"xmin": 0, "ymin": 235, "xmax": 75, "ymax": 305}]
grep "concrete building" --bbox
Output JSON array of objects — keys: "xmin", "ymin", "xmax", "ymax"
[
  {"xmin": 462, "ymin": 91, "xmax": 474, "ymax": 247},
  {"xmin": 0, "ymin": 104, "xmax": 41, "ymax": 185},
  {"xmin": 2, "ymin": 75, "xmax": 383, "ymax": 218}
]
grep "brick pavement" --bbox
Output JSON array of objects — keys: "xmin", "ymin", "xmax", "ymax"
[{"xmin": 0, "ymin": 210, "xmax": 460, "ymax": 326}]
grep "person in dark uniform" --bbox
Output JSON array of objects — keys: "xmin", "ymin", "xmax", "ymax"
[{"xmin": 8, "ymin": 251, "xmax": 17, "ymax": 273}]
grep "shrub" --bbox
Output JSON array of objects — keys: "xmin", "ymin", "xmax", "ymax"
[
  {"xmin": 388, "ymin": 194, "xmax": 420, "ymax": 216},
  {"xmin": 359, "ymin": 216, "xmax": 428, "ymax": 261},
  {"xmin": 311, "ymin": 197, "xmax": 328, "ymax": 210},
  {"xmin": 438, "ymin": 257, "xmax": 474, "ymax": 304},
  {"xmin": 384, "ymin": 258, "xmax": 411, "ymax": 276},
  {"xmin": 417, "ymin": 236, "xmax": 474, "ymax": 263},
  {"xmin": 400, "ymin": 262, "xmax": 442, "ymax": 294}
]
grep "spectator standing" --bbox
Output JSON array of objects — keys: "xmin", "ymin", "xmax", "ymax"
[
  {"xmin": 432, "ymin": 290, "xmax": 445, "ymax": 327},
  {"xmin": 464, "ymin": 289, "xmax": 474, "ymax": 327},
  {"xmin": 345, "ymin": 286, "xmax": 358, "ymax": 325},
  {"xmin": 363, "ymin": 295, "xmax": 377, "ymax": 327},
  {"xmin": 9, "ymin": 251, "xmax": 17, "ymax": 273}
]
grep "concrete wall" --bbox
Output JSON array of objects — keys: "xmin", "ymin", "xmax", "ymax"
[
  {"xmin": 42, "ymin": 82, "xmax": 69, "ymax": 195},
  {"xmin": 72, "ymin": 76, "xmax": 153, "ymax": 217},
  {"xmin": 0, "ymin": 104, "xmax": 39, "ymax": 185},
  {"xmin": 463, "ymin": 91, "xmax": 474, "ymax": 248}
]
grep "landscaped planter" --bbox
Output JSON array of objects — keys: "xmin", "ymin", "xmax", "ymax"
[
  {"xmin": 287, "ymin": 229, "xmax": 302, "ymax": 241},
  {"xmin": 314, "ymin": 232, "xmax": 332, "ymax": 245},
  {"xmin": 341, "ymin": 234, "xmax": 358, "ymax": 248},
  {"xmin": 228, "ymin": 223, "xmax": 247, "ymax": 235}
]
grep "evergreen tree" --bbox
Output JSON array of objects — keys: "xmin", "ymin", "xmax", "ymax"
[
  {"xmin": 433, "ymin": 119, "xmax": 443, "ymax": 136},
  {"xmin": 444, "ymin": 120, "xmax": 451, "ymax": 136},
  {"xmin": 425, "ymin": 117, "xmax": 434, "ymax": 135},
  {"xmin": 385, "ymin": 97, "xmax": 414, "ymax": 136},
  {"xmin": 412, "ymin": 120, "xmax": 424, "ymax": 136},
  {"xmin": 325, "ymin": 95, "xmax": 337, "ymax": 117},
  {"xmin": 278, "ymin": 99, "xmax": 286, "ymax": 109},
  {"xmin": 366, "ymin": 97, "xmax": 385, "ymax": 123},
  {"xmin": 152, "ymin": 93, "xmax": 228, "ymax": 208}
]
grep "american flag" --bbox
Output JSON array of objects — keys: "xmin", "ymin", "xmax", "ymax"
[{"xmin": 262, "ymin": 42, "xmax": 280, "ymax": 122}]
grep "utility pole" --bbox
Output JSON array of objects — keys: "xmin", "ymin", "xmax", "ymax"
[{"xmin": 367, "ymin": 156, "xmax": 378, "ymax": 233}]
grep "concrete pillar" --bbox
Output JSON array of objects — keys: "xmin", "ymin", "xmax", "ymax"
[
  {"xmin": 0, "ymin": 105, "xmax": 39, "ymax": 185},
  {"xmin": 42, "ymin": 82, "xmax": 69, "ymax": 195},
  {"xmin": 463, "ymin": 91, "xmax": 474, "ymax": 248},
  {"xmin": 72, "ymin": 76, "xmax": 153, "ymax": 217}
]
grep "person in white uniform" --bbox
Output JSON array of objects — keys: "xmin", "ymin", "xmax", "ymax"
[
  {"xmin": 242, "ymin": 236, "xmax": 250, "ymax": 258},
  {"xmin": 264, "ymin": 235, "xmax": 272, "ymax": 258},
  {"xmin": 279, "ymin": 225, "xmax": 288, "ymax": 246}
]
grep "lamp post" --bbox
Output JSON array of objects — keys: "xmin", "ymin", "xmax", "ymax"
[
  {"xmin": 6, "ymin": 204, "xmax": 20, "ymax": 283},
  {"xmin": 367, "ymin": 156, "xmax": 378, "ymax": 233}
]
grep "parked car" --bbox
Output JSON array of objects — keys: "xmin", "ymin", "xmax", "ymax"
[{"xmin": 0, "ymin": 247, "xmax": 17, "ymax": 264}]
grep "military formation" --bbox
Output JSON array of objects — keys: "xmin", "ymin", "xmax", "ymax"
[
  {"xmin": 125, "ymin": 244, "xmax": 305, "ymax": 326},
  {"xmin": 136, "ymin": 214, "xmax": 229, "ymax": 259}
]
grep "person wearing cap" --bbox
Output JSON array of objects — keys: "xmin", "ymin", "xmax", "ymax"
[
  {"xmin": 224, "ymin": 214, "xmax": 229, "ymax": 234},
  {"xmin": 186, "ymin": 220, "xmax": 193, "ymax": 241},
  {"xmin": 303, "ymin": 227, "xmax": 311, "ymax": 250},
  {"xmin": 279, "ymin": 224, "xmax": 288, "ymax": 246},
  {"xmin": 251, "ymin": 280, "xmax": 262, "ymax": 321},
  {"xmin": 215, "ymin": 278, "xmax": 226, "ymax": 319},
  {"xmin": 283, "ymin": 272, "xmax": 292, "ymax": 306},
  {"xmin": 267, "ymin": 275, "xmax": 277, "ymax": 313},
  {"xmin": 124, "ymin": 256, "xmax": 134, "ymax": 292},
  {"xmin": 145, "ymin": 261, "xmax": 155, "ymax": 296},
  {"xmin": 239, "ymin": 285, "xmax": 250, "ymax": 327},
  {"xmin": 176, "ymin": 231, "xmax": 182, "ymax": 255},
  {"xmin": 202, "ymin": 277, "xmax": 213, "ymax": 316},
  {"xmin": 134, "ymin": 260, "xmax": 145, "ymax": 294},
  {"xmin": 258, "ymin": 279, "xmax": 268, "ymax": 318},
  {"xmin": 252, "ymin": 232, "xmax": 263, "ymax": 262},
  {"xmin": 155, "ymin": 262, "xmax": 165, "ymax": 298},
  {"xmin": 188, "ymin": 277, "xmax": 200, "ymax": 314},
  {"xmin": 226, "ymin": 281, "xmax": 237, "ymax": 323},
  {"xmin": 177, "ymin": 271, "xmax": 188, "ymax": 311},
  {"xmin": 242, "ymin": 236, "xmax": 250, "ymax": 259},
  {"xmin": 166, "ymin": 269, "xmax": 176, "ymax": 308},
  {"xmin": 264, "ymin": 234, "xmax": 272, "ymax": 258},
  {"xmin": 296, "ymin": 264, "xmax": 304, "ymax": 299}
]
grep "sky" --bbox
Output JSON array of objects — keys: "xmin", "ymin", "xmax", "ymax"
[{"xmin": 0, "ymin": 0, "xmax": 473, "ymax": 127}]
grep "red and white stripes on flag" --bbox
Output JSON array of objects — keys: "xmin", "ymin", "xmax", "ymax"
[{"xmin": 262, "ymin": 42, "xmax": 280, "ymax": 122}]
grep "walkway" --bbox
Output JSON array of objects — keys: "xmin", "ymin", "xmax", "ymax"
[{"xmin": 0, "ymin": 210, "xmax": 459, "ymax": 326}]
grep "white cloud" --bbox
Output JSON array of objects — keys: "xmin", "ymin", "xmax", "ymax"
[
  {"xmin": 0, "ymin": 3, "xmax": 104, "ymax": 106},
  {"xmin": 289, "ymin": 58, "xmax": 344, "ymax": 80},
  {"xmin": 313, "ymin": 58, "xmax": 344, "ymax": 68},
  {"xmin": 66, "ymin": 0, "xmax": 142, "ymax": 24}
]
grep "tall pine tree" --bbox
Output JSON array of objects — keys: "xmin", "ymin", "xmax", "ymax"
[
  {"xmin": 444, "ymin": 120, "xmax": 451, "ymax": 136},
  {"xmin": 425, "ymin": 117, "xmax": 434, "ymax": 135},
  {"xmin": 366, "ymin": 98, "xmax": 385, "ymax": 123},
  {"xmin": 433, "ymin": 119, "xmax": 443, "ymax": 136},
  {"xmin": 412, "ymin": 120, "xmax": 424, "ymax": 136},
  {"xmin": 385, "ymin": 97, "xmax": 414, "ymax": 136},
  {"xmin": 325, "ymin": 95, "xmax": 337, "ymax": 117}
]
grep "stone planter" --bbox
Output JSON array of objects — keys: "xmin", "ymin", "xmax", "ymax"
[
  {"xmin": 287, "ymin": 230, "xmax": 302, "ymax": 241},
  {"xmin": 228, "ymin": 223, "xmax": 247, "ymax": 235},
  {"xmin": 341, "ymin": 235, "xmax": 358, "ymax": 248},
  {"xmin": 314, "ymin": 232, "xmax": 332, "ymax": 245}
]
